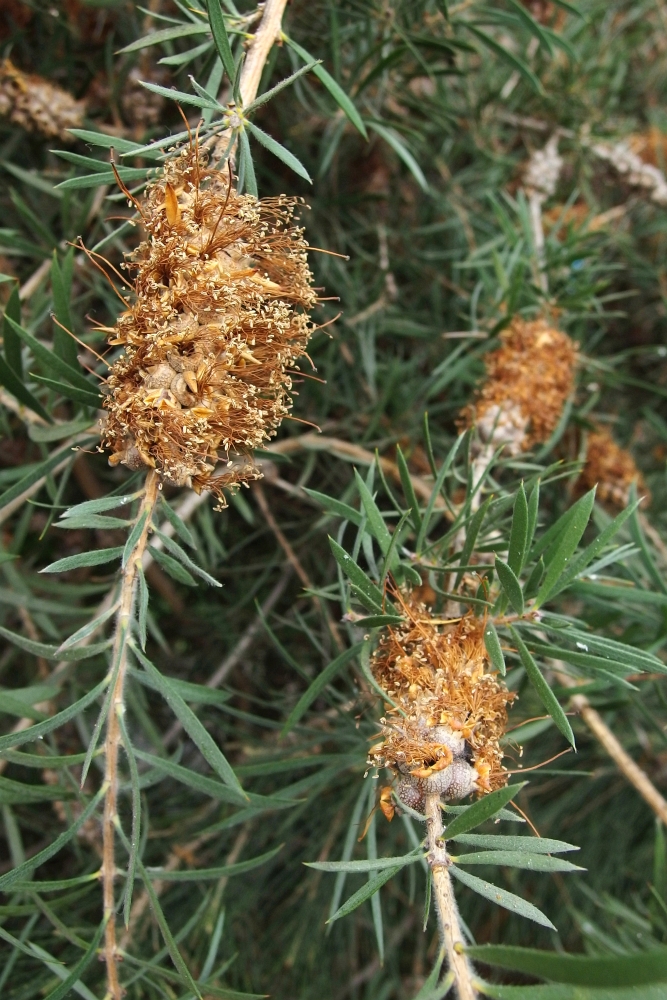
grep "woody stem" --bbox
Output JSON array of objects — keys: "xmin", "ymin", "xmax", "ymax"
[
  {"xmin": 102, "ymin": 470, "xmax": 159, "ymax": 1000},
  {"xmin": 425, "ymin": 791, "xmax": 477, "ymax": 1000}
]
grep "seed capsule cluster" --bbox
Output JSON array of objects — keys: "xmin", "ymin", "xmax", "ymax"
[
  {"xmin": 0, "ymin": 58, "xmax": 84, "ymax": 139},
  {"xmin": 463, "ymin": 316, "xmax": 577, "ymax": 453},
  {"xmin": 101, "ymin": 147, "xmax": 316, "ymax": 503},
  {"xmin": 369, "ymin": 598, "xmax": 514, "ymax": 816}
]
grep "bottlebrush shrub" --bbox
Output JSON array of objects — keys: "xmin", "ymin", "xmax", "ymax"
[{"xmin": 101, "ymin": 146, "xmax": 316, "ymax": 502}]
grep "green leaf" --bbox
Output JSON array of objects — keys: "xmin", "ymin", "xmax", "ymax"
[
  {"xmin": 451, "ymin": 850, "xmax": 583, "ymax": 872},
  {"xmin": 354, "ymin": 469, "xmax": 395, "ymax": 558},
  {"xmin": 466, "ymin": 944, "xmax": 667, "ymax": 986},
  {"xmin": 206, "ymin": 0, "xmax": 236, "ymax": 89},
  {"xmin": 50, "ymin": 251, "xmax": 78, "ymax": 370},
  {"xmin": 147, "ymin": 544, "xmax": 197, "ymax": 586},
  {"xmin": 123, "ymin": 509, "xmax": 149, "ymax": 568},
  {"xmin": 0, "ymin": 624, "xmax": 111, "ymax": 662},
  {"xmin": 0, "ymin": 786, "xmax": 105, "ymax": 889},
  {"xmin": 329, "ymin": 537, "xmax": 385, "ymax": 613},
  {"xmin": 137, "ymin": 564, "xmax": 149, "ymax": 650},
  {"xmin": 61, "ymin": 491, "xmax": 143, "ymax": 519},
  {"xmin": 535, "ymin": 490, "xmax": 595, "ymax": 607},
  {"xmin": 484, "ymin": 621, "xmax": 506, "ymax": 676},
  {"xmin": 0, "ymin": 354, "xmax": 52, "ymax": 423},
  {"xmin": 0, "ymin": 776, "xmax": 73, "ymax": 805},
  {"xmin": 40, "ymin": 919, "xmax": 106, "ymax": 1000},
  {"xmin": 450, "ymin": 865, "xmax": 555, "ymax": 929},
  {"xmin": 29, "ymin": 418, "xmax": 93, "ymax": 442},
  {"xmin": 132, "ymin": 643, "xmax": 246, "ymax": 796},
  {"xmin": 151, "ymin": 527, "xmax": 222, "ymax": 586},
  {"xmin": 158, "ymin": 497, "xmax": 196, "ymax": 548},
  {"xmin": 56, "ymin": 514, "xmax": 131, "ymax": 530},
  {"xmin": 327, "ymin": 865, "xmax": 401, "ymax": 924},
  {"xmin": 463, "ymin": 23, "xmax": 544, "ymax": 94},
  {"xmin": 41, "ymin": 547, "xmax": 124, "ymax": 574},
  {"xmin": 628, "ymin": 484, "xmax": 667, "ymax": 594},
  {"xmin": 5, "ymin": 316, "xmax": 94, "ymax": 393},
  {"xmin": 541, "ymin": 624, "xmax": 664, "ymax": 674},
  {"xmin": 395, "ymin": 445, "xmax": 422, "ymax": 533},
  {"xmin": 367, "ymin": 122, "xmax": 428, "ymax": 191},
  {"xmin": 478, "ymin": 984, "xmax": 667, "ymax": 999},
  {"xmin": 284, "ymin": 37, "xmax": 367, "ymax": 138},
  {"xmin": 452, "ymin": 834, "xmax": 579, "ymax": 853},
  {"xmin": 281, "ymin": 642, "xmax": 363, "ymax": 735},
  {"xmin": 145, "ymin": 845, "xmax": 282, "ymax": 880},
  {"xmin": 307, "ymin": 852, "xmax": 422, "ymax": 873},
  {"xmin": 3, "ymin": 282, "xmax": 22, "ymax": 377},
  {"xmin": 509, "ymin": 627, "xmax": 575, "ymax": 747},
  {"xmin": 133, "ymin": 748, "xmax": 246, "ymax": 804},
  {"xmin": 304, "ymin": 488, "xmax": 363, "ymax": 527},
  {"xmin": 546, "ymin": 499, "xmax": 642, "ymax": 599},
  {"xmin": 443, "ymin": 784, "xmax": 526, "ymax": 839},
  {"xmin": 57, "ymin": 603, "xmax": 118, "ymax": 650},
  {"xmin": 245, "ymin": 121, "xmax": 312, "ymax": 183},
  {"xmin": 526, "ymin": 480, "xmax": 540, "ymax": 554},
  {"xmin": 0, "ymin": 677, "xmax": 108, "ymax": 753},
  {"xmin": 495, "ymin": 559, "xmax": 524, "ymax": 615},
  {"xmin": 354, "ymin": 614, "xmax": 404, "ymax": 627},
  {"xmin": 29, "ymin": 373, "xmax": 100, "ymax": 407},
  {"xmin": 416, "ymin": 433, "xmax": 464, "ymax": 553},
  {"xmin": 117, "ymin": 23, "xmax": 209, "ymax": 54},
  {"xmin": 455, "ymin": 497, "xmax": 493, "ymax": 589},
  {"xmin": 508, "ymin": 483, "xmax": 529, "ymax": 574},
  {"xmin": 245, "ymin": 60, "xmax": 321, "ymax": 114},
  {"xmin": 237, "ymin": 128, "xmax": 258, "ymax": 197}
]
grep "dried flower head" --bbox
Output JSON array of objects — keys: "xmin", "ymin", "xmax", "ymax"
[
  {"xmin": 578, "ymin": 425, "xmax": 648, "ymax": 508},
  {"xmin": 101, "ymin": 147, "xmax": 317, "ymax": 504},
  {"xmin": 463, "ymin": 316, "xmax": 577, "ymax": 453},
  {"xmin": 0, "ymin": 59, "xmax": 84, "ymax": 139},
  {"xmin": 369, "ymin": 595, "xmax": 514, "ymax": 815}
]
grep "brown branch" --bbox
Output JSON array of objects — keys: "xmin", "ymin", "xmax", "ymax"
[
  {"xmin": 557, "ymin": 670, "xmax": 667, "ymax": 826},
  {"xmin": 102, "ymin": 470, "xmax": 159, "ymax": 1000},
  {"xmin": 239, "ymin": 0, "xmax": 289, "ymax": 108},
  {"xmin": 425, "ymin": 792, "xmax": 477, "ymax": 1000}
]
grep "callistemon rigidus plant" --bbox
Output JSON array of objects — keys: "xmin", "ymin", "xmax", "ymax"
[
  {"xmin": 369, "ymin": 595, "xmax": 514, "ymax": 814},
  {"xmin": 101, "ymin": 146, "xmax": 316, "ymax": 503},
  {"xmin": 0, "ymin": 57, "xmax": 84, "ymax": 139}
]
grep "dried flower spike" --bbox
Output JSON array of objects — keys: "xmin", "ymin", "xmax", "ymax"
[
  {"xmin": 101, "ymin": 147, "xmax": 317, "ymax": 504},
  {"xmin": 0, "ymin": 58, "xmax": 84, "ymax": 139},
  {"xmin": 578, "ymin": 425, "xmax": 648, "ymax": 508},
  {"xmin": 463, "ymin": 316, "xmax": 577, "ymax": 454},
  {"xmin": 369, "ymin": 595, "xmax": 514, "ymax": 816}
]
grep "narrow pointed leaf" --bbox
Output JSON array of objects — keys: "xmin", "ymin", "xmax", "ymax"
[
  {"xmin": 281, "ymin": 642, "xmax": 363, "ymax": 735},
  {"xmin": 450, "ymin": 865, "xmax": 555, "ymax": 929},
  {"xmin": 41, "ymin": 547, "xmax": 124, "ymax": 573},
  {"xmin": 484, "ymin": 621, "xmax": 506, "ymax": 676},
  {"xmin": 495, "ymin": 559, "xmax": 524, "ymax": 615},
  {"xmin": 284, "ymin": 37, "xmax": 367, "ymax": 137},
  {"xmin": 246, "ymin": 121, "xmax": 312, "ymax": 182},
  {"xmin": 510, "ymin": 626, "xmax": 575, "ymax": 747},
  {"xmin": 443, "ymin": 783, "xmax": 526, "ymax": 839},
  {"xmin": 535, "ymin": 490, "xmax": 596, "ymax": 607},
  {"xmin": 5, "ymin": 316, "xmax": 94, "ymax": 392},
  {"xmin": 327, "ymin": 865, "xmax": 401, "ymax": 923},
  {"xmin": 507, "ymin": 483, "xmax": 528, "ymax": 574}
]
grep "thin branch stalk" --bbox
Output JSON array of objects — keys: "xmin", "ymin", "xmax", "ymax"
[
  {"xmin": 424, "ymin": 792, "xmax": 477, "ymax": 1000},
  {"xmin": 556, "ymin": 669, "xmax": 667, "ymax": 826},
  {"xmin": 239, "ymin": 0, "xmax": 289, "ymax": 107},
  {"xmin": 102, "ymin": 470, "xmax": 159, "ymax": 1000}
]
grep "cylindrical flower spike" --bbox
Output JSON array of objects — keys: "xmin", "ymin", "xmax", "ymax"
[
  {"xmin": 101, "ymin": 147, "xmax": 317, "ymax": 505},
  {"xmin": 578, "ymin": 425, "xmax": 648, "ymax": 508},
  {"xmin": 462, "ymin": 315, "xmax": 577, "ymax": 454},
  {"xmin": 369, "ymin": 597, "xmax": 514, "ymax": 816},
  {"xmin": 0, "ymin": 58, "xmax": 84, "ymax": 139}
]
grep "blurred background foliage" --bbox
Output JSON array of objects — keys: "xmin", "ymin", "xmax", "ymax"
[{"xmin": 2, "ymin": 0, "xmax": 667, "ymax": 997}]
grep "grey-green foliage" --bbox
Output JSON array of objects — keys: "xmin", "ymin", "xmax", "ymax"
[{"xmin": 1, "ymin": 0, "xmax": 667, "ymax": 998}]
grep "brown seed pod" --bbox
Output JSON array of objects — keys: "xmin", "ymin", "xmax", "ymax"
[
  {"xmin": 461, "ymin": 316, "xmax": 577, "ymax": 453},
  {"xmin": 0, "ymin": 59, "xmax": 84, "ymax": 140},
  {"xmin": 101, "ymin": 146, "xmax": 317, "ymax": 505},
  {"xmin": 369, "ymin": 594, "xmax": 514, "ymax": 810}
]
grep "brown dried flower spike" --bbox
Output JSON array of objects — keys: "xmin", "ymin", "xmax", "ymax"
[
  {"xmin": 369, "ymin": 594, "xmax": 514, "ymax": 816},
  {"xmin": 101, "ymin": 147, "xmax": 317, "ymax": 503},
  {"xmin": 0, "ymin": 58, "xmax": 84, "ymax": 139},
  {"xmin": 578, "ymin": 425, "xmax": 648, "ymax": 508},
  {"xmin": 464, "ymin": 316, "xmax": 577, "ymax": 453}
]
